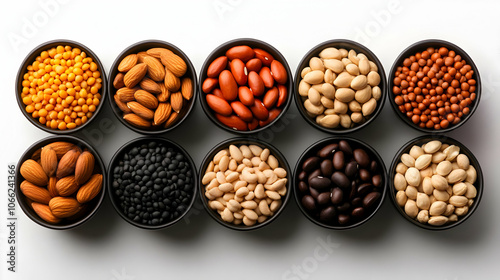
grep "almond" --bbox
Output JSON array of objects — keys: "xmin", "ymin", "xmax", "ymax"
[
  {"xmin": 170, "ymin": 92, "xmax": 183, "ymax": 113},
  {"xmin": 48, "ymin": 177, "xmax": 58, "ymax": 197},
  {"xmin": 76, "ymin": 174, "xmax": 103, "ymax": 203},
  {"xmin": 147, "ymin": 47, "xmax": 172, "ymax": 58},
  {"xmin": 56, "ymin": 148, "xmax": 81, "ymax": 178},
  {"xmin": 135, "ymin": 90, "xmax": 159, "ymax": 109},
  {"xmin": 160, "ymin": 51, "xmax": 187, "ymax": 77},
  {"xmin": 31, "ymin": 148, "xmax": 42, "ymax": 161},
  {"xmin": 75, "ymin": 151, "xmax": 95, "ymax": 185},
  {"xmin": 32, "ymin": 202, "xmax": 61, "ymax": 224},
  {"xmin": 113, "ymin": 72, "xmax": 125, "ymax": 89},
  {"xmin": 55, "ymin": 176, "xmax": 78, "ymax": 196},
  {"xmin": 139, "ymin": 77, "xmax": 162, "ymax": 94},
  {"xmin": 137, "ymin": 51, "xmax": 150, "ymax": 63},
  {"xmin": 127, "ymin": 101, "xmax": 154, "ymax": 120},
  {"xmin": 118, "ymin": 54, "xmax": 138, "ymax": 72},
  {"xmin": 154, "ymin": 103, "xmax": 172, "ymax": 125},
  {"xmin": 41, "ymin": 146, "xmax": 58, "ymax": 177},
  {"xmin": 158, "ymin": 83, "xmax": 170, "ymax": 102},
  {"xmin": 20, "ymin": 159, "xmax": 48, "ymax": 186},
  {"xmin": 164, "ymin": 111, "xmax": 179, "ymax": 128},
  {"xmin": 143, "ymin": 56, "xmax": 166, "ymax": 82},
  {"xmin": 123, "ymin": 63, "xmax": 147, "ymax": 88},
  {"xmin": 114, "ymin": 94, "xmax": 132, "ymax": 113},
  {"xmin": 49, "ymin": 197, "xmax": 81, "ymax": 218},
  {"xmin": 44, "ymin": 142, "xmax": 77, "ymax": 160},
  {"xmin": 123, "ymin": 113, "xmax": 151, "ymax": 128},
  {"xmin": 164, "ymin": 69, "xmax": 180, "ymax": 91},
  {"xmin": 117, "ymin": 87, "xmax": 137, "ymax": 103},
  {"xmin": 181, "ymin": 77, "xmax": 193, "ymax": 100},
  {"xmin": 20, "ymin": 180, "xmax": 51, "ymax": 204}
]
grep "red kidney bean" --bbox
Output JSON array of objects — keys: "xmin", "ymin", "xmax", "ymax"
[
  {"xmin": 207, "ymin": 56, "xmax": 228, "ymax": 78},
  {"xmin": 270, "ymin": 60, "xmax": 287, "ymax": 84},
  {"xmin": 246, "ymin": 58, "xmax": 262, "ymax": 72},
  {"xmin": 276, "ymin": 84, "xmax": 288, "ymax": 108},
  {"xmin": 254, "ymin": 48, "xmax": 274, "ymax": 66},
  {"xmin": 248, "ymin": 71, "xmax": 265, "ymax": 96},
  {"xmin": 259, "ymin": 67, "xmax": 275, "ymax": 88},
  {"xmin": 262, "ymin": 87, "xmax": 279, "ymax": 109},
  {"xmin": 229, "ymin": 59, "xmax": 247, "ymax": 86},
  {"xmin": 258, "ymin": 108, "xmax": 281, "ymax": 127},
  {"xmin": 238, "ymin": 86, "xmax": 254, "ymax": 106},
  {"xmin": 226, "ymin": 45, "xmax": 255, "ymax": 62},
  {"xmin": 250, "ymin": 100, "xmax": 269, "ymax": 121}
]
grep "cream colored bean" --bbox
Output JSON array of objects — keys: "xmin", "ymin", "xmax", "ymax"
[
  {"xmin": 208, "ymin": 187, "xmax": 224, "ymax": 198},
  {"xmin": 429, "ymin": 201, "xmax": 447, "ymax": 216},
  {"xmin": 235, "ymin": 187, "xmax": 249, "ymax": 198},
  {"xmin": 257, "ymin": 215, "xmax": 268, "ymax": 223},
  {"xmin": 409, "ymin": 145, "xmax": 424, "ymax": 159},
  {"xmin": 324, "ymin": 70, "xmax": 335, "ymax": 84},
  {"xmin": 420, "ymin": 177, "xmax": 433, "ymax": 195},
  {"xmin": 221, "ymin": 208, "xmax": 234, "ymax": 222},
  {"xmin": 227, "ymin": 199, "xmax": 241, "ymax": 212},
  {"xmin": 456, "ymin": 154, "xmax": 470, "ymax": 170},
  {"xmin": 394, "ymin": 173, "xmax": 407, "ymax": 191},
  {"xmin": 219, "ymin": 155, "xmax": 229, "ymax": 172},
  {"xmin": 319, "ymin": 47, "xmax": 342, "ymax": 59},
  {"xmin": 347, "ymin": 49, "xmax": 359, "ymax": 65},
  {"xmin": 216, "ymin": 171, "xmax": 226, "ymax": 184},
  {"xmin": 405, "ymin": 186, "xmax": 418, "ymax": 200},
  {"xmin": 449, "ymin": 214, "xmax": 458, "ymax": 222},
  {"xmin": 428, "ymin": 216, "xmax": 448, "ymax": 226},
  {"xmin": 436, "ymin": 161, "xmax": 452, "ymax": 176},
  {"xmin": 278, "ymin": 186, "xmax": 287, "ymax": 196},
  {"xmin": 301, "ymin": 67, "xmax": 312, "ymax": 78},
  {"xmin": 358, "ymin": 58, "xmax": 370, "ymax": 75},
  {"xmin": 225, "ymin": 171, "xmax": 239, "ymax": 183},
  {"xmin": 444, "ymin": 204, "xmax": 455, "ymax": 216},
  {"xmin": 241, "ymin": 200, "xmax": 258, "ymax": 209},
  {"xmin": 245, "ymin": 191, "xmax": 255, "ymax": 201},
  {"xmin": 431, "ymin": 152, "xmax": 447, "ymax": 164},
  {"xmin": 308, "ymin": 87, "xmax": 322, "ymax": 106},
  {"xmin": 214, "ymin": 149, "xmax": 228, "ymax": 164},
  {"xmin": 346, "ymin": 63, "xmax": 360, "ymax": 76},
  {"xmin": 267, "ymin": 155, "xmax": 279, "ymax": 170},
  {"xmin": 229, "ymin": 159, "xmax": 238, "ymax": 171},
  {"xmin": 202, "ymin": 172, "xmax": 216, "ymax": 185},
  {"xmin": 339, "ymin": 114, "xmax": 352, "ymax": 128},
  {"xmin": 218, "ymin": 183, "xmax": 234, "ymax": 193},
  {"xmin": 455, "ymin": 206, "xmax": 469, "ymax": 216},
  {"xmin": 309, "ymin": 57, "xmax": 324, "ymax": 71},
  {"xmin": 266, "ymin": 190, "xmax": 281, "ymax": 200},
  {"xmin": 243, "ymin": 216, "xmax": 255, "ymax": 226},
  {"xmin": 429, "ymin": 195, "xmax": 437, "ymax": 204},
  {"xmin": 228, "ymin": 145, "xmax": 243, "ymax": 162},
  {"xmin": 233, "ymin": 211, "xmax": 244, "ymax": 219},
  {"xmin": 334, "ymin": 72, "xmax": 354, "ymax": 88},
  {"xmin": 415, "ymin": 154, "xmax": 432, "ymax": 170},
  {"xmin": 424, "ymin": 140, "xmax": 442, "ymax": 154},
  {"xmin": 242, "ymin": 209, "xmax": 258, "ymax": 220},
  {"xmin": 401, "ymin": 153, "xmax": 415, "ymax": 167},
  {"xmin": 396, "ymin": 190, "xmax": 407, "ymax": 206},
  {"xmin": 239, "ymin": 145, "xmax": 252, "ymax": 159},
  {"xmin": 266, "ymin": 178, "xmax": 287, "ymax": 192},
  {"xmin": 465, "ymin": 166, "xmax": 477, "ymax": 184},
  {"xmin": 303, "ymin": 70, "xmax": 324, "ymax": 84},
  {"xmin": 420, "ymin": 167, "xmax": 433, "ymax": 178},
  {"xmin": 449, "ymin": 195, "xmax": 468, "ymax": 207},
  {"xmin": 361, "ymin": 98, "xmax": 377, "ymax": 116},
  {"xmin": 250, "ymin": 156, "xmax": 261, "ymax": 167},
  {"xmin": 350, "ymin": 75, "xmax": 367, "ymax": 90},
  {"xmin": 464, "ymin": 183, "xmax": 477, "ymax": 199},
  {"xmin": 270, "ymin": 200, "xmax": 282, "ymax": 212},
  {"xmin": 333, "ymin": 99, "xmax": 348, "ymax": 114},
  {"xmin": 206, "ymin": 178, "xmax": 219, "ymax": 191},
  {"xmin": 236, "ymin": 163, "xmax": 246, "ymax": 172},
  {"xmin": 447, "ymin": 169, "xmax": 467, "ymax": 184},
  {"xmin": 320, "ymin": 96, "xmax": 335, "ymax": 109},
  {"xmin": 321, "ymin": 83, "xmax": 336, "ymax": 99},
  {"xmin": 324, "ymin": 59, "xmax": 344, "ymax": 73},
  {"xmin": 273, "ymin": 168, "xmax": 287, "ymax": 178},
  {"xmin": 396, "ymin": 162, "xmax": 408, "ymax": 174},
  {"xmin": 256, "ymin": 171, "xmax": 267, "ymax": 184},
  {"xmin": 206, "ymin": 161, "xmax": 215, "ymax": 173},
  {"xmin": 405, "ymin": 199, "xmax": 418, "ymax": 219},
  {"xmin": 405, "ymin": 167, "xmax": 421, "ymax": 187},
  {"xmin": 247, "ymin": 183, "xmax": 257, "ymax": 192},
  {"xmin": 367, "ymin": 71, "xmax": 380, "ymax": 86},
  {"xmin": 433, "ymin": 189, "xmax": 450, "ymax": 201},
  {"xmin": 259, "ymin": 200, "xmax": 272, "ymax": 216},
  {"xmin": 258, "ymin": 161, "xmax": 271, "ymax": 171},
  {"xmin": 371, "ymin": 86, "xmax": 382, "ymax": 101},
  {"xmin": 335, "ymin": 88, "xmax": 355, "ymax": 103},
  {"xmin": 468, "ymin": 199, "xmax": 474, "ymax": 207},
  {"xmin": 417, "ymin": 210, "xmax": 430, "ymax": 224},
  {"xmin": 351, "ymin": 112, "xmax": 363, "ymax": 123},
  {"xmin": 223, "ymin": 193, "xmax": 235, "ymax": 202},
  {"xmin": 452, "ymin": 182, "xmax": 467, "ymax": 196},
  {"xmin": 416, "ymin": 192, "xmax": 431, "ymax": 210},
  {"xmin": 349, "ymin": 100, "xmax": 362, "ymax": 112},
  {"xmin": 209, "ymin": 200, "xmax": 225, "ymax": 211},
  {"xmin": 319, "ymin": 114, "xmax": 341, "ymax": 128},
  {"xmin": 431, "ymin": 174, "xmax": 448, "ymax": 191},
  {"xmin": 255, "ymin": 184, "xmax": 266, "ymax": 199},
  {"xmin": 241, "ymin": 169, "xmax": 258, "ymax": 184},
  {"xmin": 233, "ymin": 180, "xmax": 247, "ymax": 191},
  {"xmin": 260, "ymin": 148, "xmax": 270, "ymax": 162},
  {"xmin": 443, "ymin": 145, "xmax": 460, "ymax": 161},
  {"xmin": 298, "ymin": 80, "xmax": 311, "ymax": 96}
]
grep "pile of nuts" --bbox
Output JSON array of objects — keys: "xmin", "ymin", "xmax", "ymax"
[
  {"xmin": 296, "ymin": 140, "xmax": 384, "ymax": 226},
  {"xmin": 20, "ymin": 141, "xmax": 103, "ymax": 224},
  {"xmin": 202, "ymin": 144, "xmax": 288, "ymax": 226},
  {"xmin": 202, "ymin": 45, "xmax": 288, "ymax": 131},
  {"xmin": 113, "ymin": 47, "xmax": 193, "ymax": 129},
  {"xmin": 20, "ymin": 45, "xmax": 103, "ymax": 130},
  {"xmin": 392, "ymin": 47, "xmax": 477, "ymax": 130},
  {"xmin": 298, "ymin": 47, "xmax": 382, "ymax": 129},
  {"xmin": 394, "ymin": 140, "xmax": 478, "ymax": 226}
]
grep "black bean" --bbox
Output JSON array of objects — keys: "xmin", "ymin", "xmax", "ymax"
[
  {"xmin": 338, "ymin": 140, "xmax": 352, "ymax": 156},
  {"xmin": 331, "ymin": 172, "xmax": 350, "ymax": 188},
  {"xmin": 320, "ymin": 159, "xmax": 334, "ymax": 177},
  {"xmin": 336, "ymin": 202, "xmax": 351, "ymax": 213},
  {"xmin": 331, "ymin": 188, "xmax": 343, "ymax": 205},
  {"xmin": 332, "ymin": 151, "xmax": 345, "ymax": 170},
  {"xmin": 319, "ymin": 206, "xmax": 336, "ymax": 222},
  {"xmin": 353, "ymin": 148, "xmax": 370, "ymax": 168},
  {"xmin": 302, "ymin": 195, "xmax": 316, "ymax": 212},
  {"xmin": 309, "ymin": 176, "xmax": 332, "ymax": 191},
  {"xmin": 345, "ymin": 161, "xmax": 358, "ymax": 178},
  {"xmin": 372, "ymin": 174, "xmax": 382, "ymax": 188},
  {"xmin": 298, "ymin": 181, "xmax": 308, "ymax": 194},
  {"xmin": 351, "ymin": 207, "xmax": 365, "ymax": 218},
  {"xmin": 357, "ymin": 183, "xmax": 373, "ymax": 196},
  {"xmin": 359, "ymin": 169, "xmax": 371, "ymax": 182},
  {"xmin": 302, "ymin": 157, "xmax": 321, "ymax": 173},
  {"xmin": 338, "ymin": 214, "xmax": 350, "ymax": 225},
  {"xmin": 309, "ymin": 187, "xmax": 320, "ymax": 199},
  {"xmin": 317, "ymin": 192, "xmax": 331, "ymax": 206},
  {"xmin": 363, "ymin": 192, "xmax": 381, "ymax": 208},
  {"xmin": 317, "ymin": 143, "xmax": 338, "ymax": 158},
  {"xmin": 307, "ymin": 169, "xmax": 322, "ymax": 185}
]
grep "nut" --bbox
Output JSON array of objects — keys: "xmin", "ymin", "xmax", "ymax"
[
  {"xmin": 75, "ymin": 151, "xmax": 95, "ymax": 185},
  {"xmin": 118, "ymin": 54, "xmax": 138, "ymax": 72},
  {"xmin": 134, "ymin": 90, "xmax": 159, "ymax": 110},
  {"xmin": 143, "ymin": 56, "xmax": 166, "ymax": 82},
  {"xmin": 32, "ymin": 202, "xmax": 61, "ymax": 224},
  {"xmin": 40, "ymin": 146, "xmax": 58, "ymax": 177},
  {"xmin": 76, "ymin": 174, "xmax": 103, "ymax": 203},
  {"xmin": 20, "ymin": 180, "xmax": 51, "ymax": 204},
  {"xmin": 153, "ymin": 103, "xmax": 172, "ymax": 126},
  {"xmin": 139, "ymin": 77, "xmax": 162, "ymax": 94},
  {"xmin": 160, "ymin": 51, "xmax": 187, "ymax": 77},
  {"xmin": 123, "ymin": 63, "xmax": 148, "ymax": 88},
  {"xmin": 49, "ymin": 197, "xmax": 81, "ymax": 219},
  {"xmin": 56, "ymin": 148, "xmax": 81, "ymax": 178},
  {"xmin": 20, "ymin": 159, "xmax": 48, "ymax": 186},
  {"xmin": 55, "ymin": 176, "xmax": 78, "ymax": 196}
]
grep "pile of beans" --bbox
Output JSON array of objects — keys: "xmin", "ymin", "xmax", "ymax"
[
  {"xmin": 392, "ymin": 47, "xmax": 477, "ymax": 130},
  {"xmin": 202, "ymin": 45, "xmax": 288, "ymax": 131},
  {"xmin": 202, "ymin": 144, "xmax": 288, "ymax": 227},
  {"xmin": 20, "ymin": 45, "xmax": 103, "ymax": 130},
  {"xmin": 296, "ymin": 140, "xmax": 384, "ymax": 226},
  {"xmin": 111, "ymin": 140, "xmax": 195, "ymax": 226},
  {"xmin": 393, "ymin": 140, "xmax": 478, "ymax": 226}
]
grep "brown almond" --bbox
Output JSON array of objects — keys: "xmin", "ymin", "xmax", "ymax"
[
  {"xmin": 118, "ymin": 54, "xmax": 138, "ymax": 72},
  {"xmin": 31, "ymin": 148, "xmax": 42, "ymax": 161},
  {"xmin": 164, "ymin": 69, "xmax": 180, "ymax": 91},
  {"xmin": 134, "ymin": 90, "xmax": 159, "ymax": 109},
  {"xmin": 76, "ymin": 174, "xmax": 103, "ymax": 203},
  {"xmin": 158, "ymin": 83, "xmax": 170, "ymax": 102},
  {"xmin": 165, "ymin": 111, "xmax": 179, "ymax": 128},
  {"xmin": 127, "ymin": 101, "xmax": 154, "ymax": 120},
  {"xmin": 41, "ymin": 146, "xmax": 58, "ymax": 177},
  {"xmin": 123, "ymin": 113, "xmax": 151, "ymax": 128},
  {"xmin": 160, "ymin": 51, "xmax": 187, "ymax": 77},
  {"xmin": 147, "ymin": 47, "xmax": 172, "ymax": 58},
  {"xmin": 75, "ymin": 151, "xmax": 95, "ymax": 185},
  {"xmin": 170, "ymin": 92, "xmax": 183, "ymax": 113},
  {"xmin": 181, "ymin": 77, "xmax": 193, "ymax": 100},
  {"xmin": 143, "ymin": 56, "xmax": 166, "ymax": 82},
  {"xmin": 48, "ymin": 177, "xmax": 58, "ymax": 197},
  {"xmin": 139, "ymin": 77, "xmax": 162, "ymax": 94},
  {"xmin": 44, "ymin": 142, "xmax": 77, "ymax": 160},
  {"xmin": 55, "ymin": 176, "xmax": 79, "ymax": 196},
  {"xmin": 113, "ymin": 72, "xmax": 125, "ymax": 89},
  {"xmin": 114, "ymin": 94, "xmax": 132, "ymax": 113},
  {"xmin": 32, "ymin": 203, "xmax": 61, "ymax": 224},
  {"xmin": 20, "ymin": 159, "xmax": 48, "ymax": 186},
  {"xmin": 116, "ymin": 87, "xmax": 137, "ymax": 103},
  {"xmin": 20, "ymin": 180, "xmax": 51, "ymax": 204},
  {"xmin": 56, "ymin": 148, "xmax": 81, "ymax": 178},
  {"xmin": 137, "ymin": 51, "xmax": 150, "ymax": 63},
  {"xmin": 123, "ymin": 63, "xmax": 147, "ymax": 88},
  {"xmin": 49, "ymin": 197, "xmax": 81, "ymax": 218},
  {"xmin": 154, "ymin": 103, "xmax": 172, "ymax": 126}
]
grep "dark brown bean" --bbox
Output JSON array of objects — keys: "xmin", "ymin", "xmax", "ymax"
[
  {"xmin": 372, "ymin": 174, "xmax": 382, "ymax": 188},
  {"xmin": 349, "ymin": 180, "xmax": 357, "ymax": 199},
  {"xmin": 359, "ymin": 169, "xmax": 371, "ymax": 182},
  {"xmin": 332, "ymin": 151, "xmax": 345, "ymax": 170},
  {"xmin": 338, "ymin": 214, "xmax": 350, "ymax": 225},
  {"xmin": 338, "ymin": 140, "xmax": 352, "ymax": 156},
  {"xmin": 357, "ymin": 183, "xmax": 373, "ymax": 196},
  {"xmin": 298, "ymin": 171, "xmax": 307, "ymax": 181},
  {"xmin": 320, "ymin": 159, "xmax": 334, "ymax": 177},
  {"xmin": 353, "ymin": 149, "xmax": 370, "ymax": 168},
  {"xmin": 302, "ymin": 195, "xmax": 316, "ymax": 212},
  {"xmin": 319, "ymin": 206, "xmax": 336, "ymax": 222},
  {"xmin": 302, "ymin": 156, "xmax": 320, "ymax": 173},
  {"xmin": 351, "ymin": 197, "xmax": 362, "ymax": 206},
  {"xmin": 309, "ymin": 176, "xmax": 332, "ymax": 190},
  {"xmin": 331, "ymin": 187, "xmax": 343, "ymax": 205},
  {"xmin": 317, "ymin": 192, "xmax": 331, "ymax": 206},
  {"xmin": 362, "ymin": 192, "xmax": 381, "ymax": 208},
  {"xmin": 309, "ymin": 187, "xmax": 319, "ymax": 199},
  {"xmin": 298, "ymin": 181, "xmax": 308, "ymax": 194},
  {"xmin": 345, "ymin": 161, "xmax": 358, "ymax": 178},
  {"xmin": 308, "ymin": 169, "xmax": 322, "ymax": 184},
  {"xmin": 337, "ymin": 202, "xmax": 350, "ymax": 213},
  {"xmin": 370, "ymin": 160, "xmax": 378, "ymax": 173},
  {"xmin": 331, "ymin": 172, "xmax": 350, "ymax": 188},
  {"xmin": 317, "ymin": 143, "xmax": 338, "ymax": 158},
  {"xmin": 351, "ymin": 207, "xmax": 365, "ymax": 218}
]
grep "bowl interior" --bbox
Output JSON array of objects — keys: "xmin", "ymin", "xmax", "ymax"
[
  {"xmin": 388, "ymin": 39, "xmax": 481, "ymax": 133},
  {"xmin": 199, "ymin": 138, "xmax": 291, "ymax": 230},
  {"xmin": 107, "ymin": 137, "xmax": 198, "ymax": 229},
  {"xmin": 388, "ymin": 135, "xmax": 483, "ymax": 230},
  {"xmin": 108, "ymin": 40, "xmax": 197, "ymax": 134},
  {"xmin": 294, "ymin": 39, "xmax": 387, "ymax": 134},
  {"xmin": 198, "ymin": 38, "xmax": 294, "ymax": 134},
  {"xmin": 16, "ymin": 39, "xmax": 107, "ymax": 134},
  {"xmin": 293, "ymin": 137, "xmax": 388, "ymax": 229},
  {"xmin": 15, "ymin": 135, "xmax": 106, "ymax": 230}
]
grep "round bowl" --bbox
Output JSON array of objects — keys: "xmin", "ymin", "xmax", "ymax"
[
  {"xmin": 16, "ymin": 39, "xmax": 107, "ymax": 134},
  {"xmin": 107, "ymin": 137, "xmax": 197, "ymax": 229},
  {"xmin": 388, "ymin": 39, "xmax": 481, "ymax": 133},
  {"xmin": 199, "ymin": 38, "xmax": 294, "ymax": 134},
  {"xmin": 15, "ymin": 135, "xmax": 106, "ymax": 230},
  {"xmin": 199, "ymin": 137, "xmax": 292, "ymax": 230},
  {"xmin": 294, "ymin": 137, "xmax": 387, "ymax": 229},
  {"xmin": 389, "ymin": 135, "xmax": 483, "ymax": 230},
  {"xmin": 294, "ymin": 39, "xmax": 387, "ymax": 134},
  {"xmin": 108, "ymin": 40, "xmax": 197, "ymax": 134}
]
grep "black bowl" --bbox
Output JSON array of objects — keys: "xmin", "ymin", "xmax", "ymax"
[
  {"xmin": 108, "ymin": 40, "xmax": 197, "ymax": 134},
  {"xmin": 293, "ymin": 137, "xmax": 387, "ymax": 229},
  {"xmin": 388, "ymin": 135, "xmax": 483, "ymax": 230},
  {"xmin": 388, "ymin": 39, "xmax": 481, "ymax": 133},
  {"xmin": 294, "ymin": 39, "xmax": 387, "ymax": 134},
  {"xmin": 107, "ymin": 137, "xmax": 197, "ymax": 229},
  {"xmin": 199, "ymin": 38, "xmax": 294, "ymax": 134},
  {"xmin": 15, "ymin": 135, "xmax": 106, "ymax": 230},
  {"xmin": 199, "ymin": 137, "xmax": 291, "ymax": 230},
  {"xmin": 16, "ymin": 39, "xmax": 107, "ymax": 134}
]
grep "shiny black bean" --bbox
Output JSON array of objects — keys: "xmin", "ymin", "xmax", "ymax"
[
  {"xmin": 317, "ymin": 192, "xmax": 331, "ymax": 206},
  {"xmin": 320, "ymin": 159, "xmax": 333, "ymax": 177},
  {"xmin": 333, "ymin": 151, "xmax": 345, "ymax": 170},
  {"xmin": 302, "ymin": 195, "xmax": 316, "ymax": 212},
  {"xmin": 298, "ymin": 171, "xmax": 307, "ymax": 181},
  {"xmin": 317, "ymin": 143, "xmax": 338, "ymax": 158},
  {"xmin": 351, "ymin": 197, "xmax": 362, "ymax": 206},
  {"xmin": 309, "ymin": 176, "xmax": 332, "ymax": 191},
  {"xmin": 336, "ymin": 202, "xmax": 350, "ymax": 213},
  {"xmin": 344, "ymin": 161, "xmax": 358, "ymax": 178},
  {"xmin": 370, "ymin": 160, "xmax": 378, "ymax": 173},
  {"xmin": 351, "ymin": 207, "xmax": 365, "ymax": 218},
  {"xmin": 331, "ymin": 187, "xmax": 343, "ymax": 205},
  {"xmin": 372, "ymin": 174, "xmax": 382, "ymax": 188},
  {"xmin": 308, "ymin": 169, "xmax": 322, "ymax": 185},
  {"xmin": 298, "ymin": 181, "xmax": 309, "ymax": 194},
  {"xmin": 359, "ymin": 169, "xmax": 371, "ymax": 182},
  {"xmin": 302, "ymin": 156, "xmax": 321, "ymax": 173},
  {"xmin": 338, "ymin": 214, "xmax": 350, "ymax": 225},
  {"xmin": 309, "ymin": 187, "xmax": 320, "ymax": 199},
  {"xmin": 319, "ymin": 206, "xmax": 336, "ymax": 222},
  {"xmin": 357, "ymin": 183, "xmax": 373, "ymax": 196},
  {"xmin": 363, "ymin": 192, "xmax": 381, "ymax": 208},
  {"xmin": 331, "ymin": 172, "xmax": 350, "ymax": 188},
  {"xmin": 338, "ymin": 140, "xmax": 352, "ymax": 156},
  {"xmin": 353, "ymin": 148, "xmax": 370, "ymax": 168}
]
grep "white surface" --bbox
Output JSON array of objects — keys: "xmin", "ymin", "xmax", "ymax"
[{"xmin": 1, "ymin": 0, "xmax": 499, "ymax": 279}]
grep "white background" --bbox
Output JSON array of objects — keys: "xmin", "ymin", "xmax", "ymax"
[{"xmin": 1, "ymin": 0, "xmax": 499, "ymax": 279}]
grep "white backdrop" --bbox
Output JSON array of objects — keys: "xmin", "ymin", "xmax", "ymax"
[{"xmin": 1, "ymin": 1, "xmax": 499, "ymax": 279}]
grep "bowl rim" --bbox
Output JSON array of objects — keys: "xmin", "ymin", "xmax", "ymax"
[
  {"xmin": 387, "ymin": 39, "xmax": 482, "ymax": 133},
  {"xmin": 107, "ymin": 136, "xmax": 198, "ymax": 230},
  {"xmin": 15, "ymin": 39, "xmax": 108, "ymax": 134},
  {"xmin": 293, "ymin": 136, "xmax": 388, "ymax": 230},
  {"xmin": 388, "ymin": 134, "xmax": 484, "ymax": 230},
  {"xmin": 198, "ymin": 37, "xmax": 294, "ymax": 134},
  {"xmin": 198, "ymin": 137, "xmax": 292, "ymax": 231},
  {"xmin": 107, "ymin": 39, "xmax": 198, "ymax": 135},
  {"xmin": 15, "ymin": 135, "xmax": 107, "ymax": 230},
  {"xmin": 294, "ymin": 39, "xmax": 387, "ymax": 134}
]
